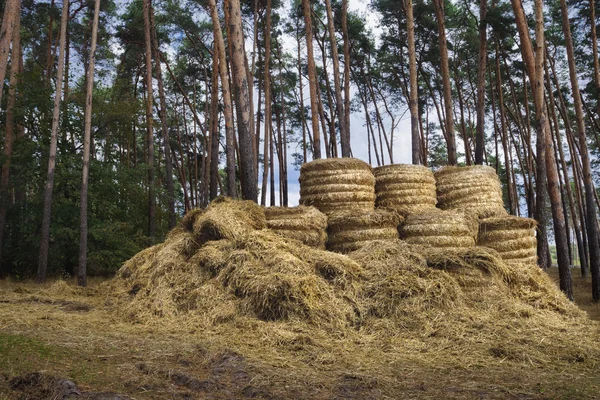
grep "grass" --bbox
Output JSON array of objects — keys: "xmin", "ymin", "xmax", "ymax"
[{"xmin": 0, "ymin": 271, "xmax": 599, "ymax": 399}]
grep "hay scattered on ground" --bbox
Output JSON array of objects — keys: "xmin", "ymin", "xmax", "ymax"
[
  {"xmin": 299, "ymin": 158, "xmax": 375, "ymax": 215},
  {"xmin": 327, "ymin": 210, "xmax": 400, "ymax": 253},
  {"xmin": 399, "ymin": 210, "xmax": 476, "ymax": 251},
  {"xmin": 373, "ymin": 164, "xmax": 437, "ymax": 216},
  {"xmin": 479, "ymin": 216, "xmax": 538, "ymax": 267},
  {"xmin": 435, "ymin": 165, "xmax": 508, "ymax": 219},
  {"xmin": 265, "ymin": 206, "xmax": 328, "ymax": 248}
]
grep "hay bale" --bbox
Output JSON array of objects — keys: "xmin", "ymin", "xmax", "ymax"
[
  {"xmin": 399, "ymin": 210, "xmax": 476, "ymax": 251},
  {"xmin": 190, "ymin": 197, "xmax": 266, "ymax": 244},
  {"xmin": 327, "ymin": 210, "xmax": 401, "ymax": 253},
  {"xmin": 435, "ymin": 165, "xmax": 508, "ymax": 219},
  {"xmin": 373, "ymin": 164, "xmax": 437, "ymax": 216},
  {"xmin": 299, "ymin": 158, "xmax": 376, "ymax": 215},
  {"xmin": 265, "ymin": 206, "xmax": 328, "ymax": 248},
  {"xmin": 478, "ymin": 216, "xmax": 538, "ymax": 268}
]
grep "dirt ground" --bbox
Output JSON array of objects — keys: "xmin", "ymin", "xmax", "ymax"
[
  {"xmin": 547, "ymin": 267, "xmax": 600, "ymax": 321},
  {"xmin": 0, "ymin": 272, "xmax": 599, "ymax": 399}
]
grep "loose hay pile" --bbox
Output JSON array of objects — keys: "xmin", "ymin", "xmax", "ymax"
[
  {"xmin": 102, "ymin": 197, "xmax": 598, "ymax": 391},
  {"xmin": 265, "ymin": 206, "xmax": 328, "ymax": 248},
  {"xmin": 478, "ymin": 216, "xmax": 538, "ymax": 268},
  {"xmin": 299, "ymin": 158, "xmax": 375, "ymax": 215},
  {"xmin": 399, "ymin": 210, "xmax": 476, "ymax": 251},
  {"xmin": 435, "ymin": 165, "xmax": 508, "ymax": 219},
  {"xmin": 373, "ymin": 164, "xmax": 437, "ymax": 216},
  {"xmin": 327, "ymin": 210, "xmax": 401, "ymax": 253}
]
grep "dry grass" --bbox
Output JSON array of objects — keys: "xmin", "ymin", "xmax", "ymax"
[
  {"xmin": 373, "ymin": 164, "xmax": 437, "ymax": 216},
  {"xmin": 478, "ymin": 216, "xmax": 538, "ymax": 267},
  {"xmin": 400, "ymin": 210, "xmax": 476, "ymax": 251},
  {"xmin": 2, "ymin": 198, "xmax": 600, "ymax": 398},
  {"xmin": 299, "ymin": 158, "xmax": 376, "ymax": 215},
  {"xmin": 265, "ymin": 206, "xmax": 328, "ymax": 248},
  {"xmin": 327, "ymin": 210, "xmax": 400, "ymax": 253},
  {"xmin": 435, "ymin": 165, "xmax": 508, "ymax": 218}
]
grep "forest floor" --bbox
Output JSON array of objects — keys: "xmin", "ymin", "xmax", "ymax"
[{"xmin": 0, "ymin": 269, "xmax": 599, "ymax": 400}]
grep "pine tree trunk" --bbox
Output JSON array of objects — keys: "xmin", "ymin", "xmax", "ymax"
[
  {"xmin": 209, "ymin": 49, "xmax": 220, "ymax": 200},
  {"xmin": 0, "ymin": 0, "xmax": 19, "ymax": 108},
  {"xmin": 208, "ymin": 0, "xmax": 236, "ymax": 199},
  {"xmin": 341, "ymin": 0, "xmax": 351, "ymax": 154},
  {"xmin": 559, "ymin": 0, "xmax": 600, "ymax": 300},
  {"xmin": 324, "ymin": 0, "xmax": 349, "ymax": 157},
  {"xmin": 77, "ymin": 0, "xmax": 101, "ymax": 287},
  {"xmin": 475, "ymin": 0, "xmax": 487, "ymax": 164},
  {"xmin": 0, "ymin": 0, "xmax": 20, "ymax": 267},
  {"xmin": 143, "ymin": 0, "xmax": 156, "ymax": 238},
  {"xmin": 302, "ymin": 0, "xmax": 321, "ymax": 159},
  {"xmin": 261, "ymin": 0, "xmax": 272, "ymax": 206},
  {"xmin": 149, "ymin": 4, "xmax": 175, "ymax": 228},
  {"xmin": 406, "ymin": 0, "xmax": 420, "ymax": 164},
  {"xmin": 225, "ymin": 0, "xmax": 257, "ymax": 201},
  {"xmin": 37, "ymin": 0, "xmax": 69, "ymax": 283},
  {"xmin": 432, "ymin": 0, "xmax": 456, "ymax": 165}
]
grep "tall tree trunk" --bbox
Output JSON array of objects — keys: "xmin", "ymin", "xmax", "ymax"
[
  {"xmin": 209, "ymin": 49, "xmax": 220, "ymax": 200},
  {"xmin": 341, "ymin": 0, "xmax": 351, "ymax": 155},
  {"xmin": 143, "ymin": 0, "xmax": 156, "ymax": 238},
  {"xmin": 324, "ymin": 0, "xmax": 349, "ymax": 157},
  {"xmin": 208, "ymin": 0, "xmax": 237, "ymax": 198},
  {"xmin": 559, "ymin": 0, "xmax": 600, "ymax": 300},
  {"xmin": 77, "ymin": 0, "xmax": 100, "ymax": 287},
  {"xmin": 533, "ymin": 0, "xmax": 572, "ymax": 297},
  {"xmin": 475, "ymin": 0, "xmax": 487, "ymax": 164},
  {"xmin": 225, "ymin": 0, "xmax": 257, "ymax": 201},
  {"xmin": 149, "ymin": 4, "xmax": 176, "ymax": 228},
  {"xmin": 406, "ymin": 0, "xmax": 420, "ymax": 164},
  {"xmin": 432, "ymin": 0, "xmax": 457, "ymax": 165},
  {"xmin": 0, "ymin": 0, "xmax": 19, "ymax": 108},
  {"xmin": 37, "ymin": 0, "xmax": 69, "ymax": 283},
  {"xmin": 0, "ymin": 0, "xmax": 20, "ymax": 267},
  {"xmin": 302, "ymin": 0, "xmax": 321, "ymax": 159},
  {"xmin": 261, "ymin": 0, "xmax": 272, "ymax": 206}
]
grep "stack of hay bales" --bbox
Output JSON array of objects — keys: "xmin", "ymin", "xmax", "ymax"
[
  {"xmin": 478, "ymin": 216, "xmax": 538, "ymax": 267},
  {"xmin": 435, "ymin": 165, "xmax": 507, "ymax": 219},
  {"xmin": 399, "ymin": 210, "xmax": 476, "ymax": 251},
  {"xmin": 373, "ymin": 164, "xmax": 437, "ymax": 216},
  {"xmin": 299, "ymin": 158, "xmax": 375, "ymax": 215},
  {"xmin": 264, "ymin": 206, "xmax": 328, "ymax": 248},
  {"xmin": 327, "ymin": 210, "xmax": 401, "ymax": 253}
]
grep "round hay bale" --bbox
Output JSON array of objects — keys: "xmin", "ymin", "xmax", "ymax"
[
  {"xmin": 478, "ymin": 216, "xmax": 538, "ymax": 268},
  {"xmin": 327, "ymin": 209, "xmax": 401, "ymax": 253},
  {"xmin": 434, "ymin": 165, "xmax": 508, "ymax": 219},
  {"xmin": 299, "ymin": 158, "xmax": 376, "ymax": 215},
  {"xmin": 373, "ymin": 164, "xmax": 437, "ymax": 216},
  {"xmin": 399, "ymin": 210, "xmax": 476, "ymax": 251},
  {"xmin": 265, "ymin": 206, "xmax": 328, "ymax": 248}
]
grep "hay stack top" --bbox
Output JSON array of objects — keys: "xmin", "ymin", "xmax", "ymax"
[
  {"xmin": 435, "ymin": 165, "xmax": 507, "ymax": 218},
  {"xmin": 373, "ymin": 164, "xmax": 435, "ymax": 184},
  {"xmin": 300, "ymin": 157, "xmax": 372, "ymax": 174},
  {"xmin": 479, "ymin": 216, "xmax": 537, "ymax": 231},
  {"xmin": 328, "ymin": 209, "xmax": 402, "ymax": 231}
]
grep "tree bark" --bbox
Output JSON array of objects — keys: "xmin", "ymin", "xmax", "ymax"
[
  {"xmin": 559, "ymin": 0, "xmax": 600, "ymax": 300},
  {"xmin": 475, "ymin": 0, "xmax": 487, "ymax": 164},
  {"xmin": 0, "ymin": 0, "xmax": 19, "ymax": 108},
  {"xmin": 406, "ymin": 0, "xmax": 420, "ymax": 164},
  {"xmin": 341, "ymin": 0, "xmax": 351, "ymax": 157},
  {"xmin": 149, "ymin": 4, "xmax": 175, "ymax": 228},
  {"xmin": 225, "ymin": 0, "xmax": 257, "ymax": 201},
  {"xmin": 37, "ymin": 0, "xmax": 69, "ymax": 283},
  {"xmin": 324, "ymin": 0, "xmax": 349, "ymax": 157},
  {"xmin": 302, "ymin": 0, "xmax": 321, "ymax": 159},
  {"xmin": 432, "ymin": 0, "xmax": 457, "ymax": 165},
  {"xmin": 143, "ymin": 0, "xmax": 156, "ymax": 238},
  {"xmin": 77, "ymin": 0, "xmax": 100, "ymax": 287},
  {"xmin": 0, "ymin": 0, "xmax": 20, "ymax": 267},
  {"xmin": 261, "ymin": 0, "xmax": 272, "ymax": 206}
]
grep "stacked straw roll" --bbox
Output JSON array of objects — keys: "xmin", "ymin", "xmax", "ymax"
[
  {"xmin": 299, "ymin": 158, "xmax": 376, "ymax": 215},
  {"xmin": 265, "ymin": 206, "xmax": 328, "ymax": 249},
  {"xmin": 399, "ymin": 210, "xmax": 476, "ymax": 251},
  {"xmin": 478, "ymin": 216, "xmax": 538, "ymax": 268},
  {"xmin": 327, "ymin": 210, "xmax": 401, "ymax": 253},
  {"xmin": 435, "ymin": 165, "xmax": 507, "ymax": 219},
  {"xmin": 373, "ymin": 164, "xmax": 437, "ymax": 216}
]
